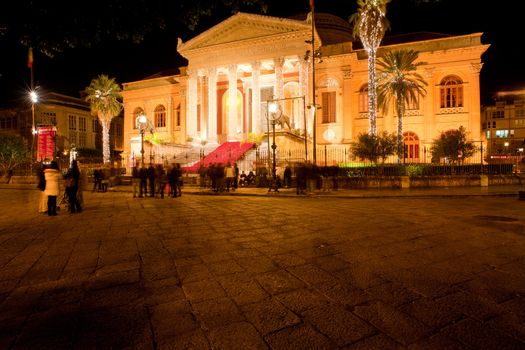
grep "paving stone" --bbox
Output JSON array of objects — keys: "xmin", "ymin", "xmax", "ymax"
[
  {"xmin": 400, "ymin": 296, "xmax": 464, "ymax": 330},
  {"xmin": 275, "ymin": 288, "xmax": 330, "ymax": 313},
  {"xmin": 192, "ymin": 297, "xmax": 245, "ymax": 329},
  {"xmin": 365, "ymin": 281, "xmax": 422, "ymax": 307},
  {"xmin": 443, "ymin": 318, "xmax": 525, "ymax": 350},
  {"xmin": 207, "ymin": 321, "xmax": 268, "ymax": 350},
  {"xmin": 353, "ymin": 301, "xmax": 431, "ymax": 346},
  {"xmin": 241, "ymin": 299, "xmax": 301, "ymax": 335},
  {"xmin": 341, "ymin": 334, "xmax": 402, "ymax": 350},
  {"xmin": 182, "ymin": 279, "xmax": 226, "ymax": 301},
  {"xmin": 256, "ymin": 270, "xmax": 307, "ymax": 295},
  {"xmin": 216, "ymin": 275, "xmax": 269, "ymax": 305},
  {"xmin": 157, "ymin": 329, "xmax": 211, "ymax": 350},
  {"xmin": 150, "ymin": 300, "xmax": 200, "ymax": 337},
  {"xmin": 265, "ymin": 324, "xmax": 334, "ymax": 350},
  {"xmin": 287, "ymin": 264, "xmax": 340, "ymax": 286},
  {"xmin": 206, "ymin": 259, "xmax": 245, "ymax": 276},
  {"xmin": 315, "ymin": 282, "xmax": 371, "ymax": 307},
  {"xmin": 303, "ymin": 304, "xmax": 376, "ymax": 347}
]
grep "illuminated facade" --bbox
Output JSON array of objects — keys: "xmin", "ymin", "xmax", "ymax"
[{"xmin": 122, "ymin": 12, "xmax": 488, "ymax": 166}]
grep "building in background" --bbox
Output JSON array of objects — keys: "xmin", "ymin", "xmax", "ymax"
[
  {"xmin": 122, "ymin": 12, "xmax": 488, "ymax": 168},
  {"xmin": 0, "ymin": 92, "xmax": 124, "ymax": 163},
  {"xmin": 482, "ymin": 90, "xmax": 525, "ymax": 161}
]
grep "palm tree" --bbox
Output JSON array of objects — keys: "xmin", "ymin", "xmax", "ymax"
[
  {"xmin": 377, "ymin": 49, "xmax": 427, "ymax": 163},
  {"xmin": 85, "ymin": 75, "xmax": 123, "ymax": 164},
  {"xmin": 349, "ymin": 0, "xmax": 390, "ymax": 136}
]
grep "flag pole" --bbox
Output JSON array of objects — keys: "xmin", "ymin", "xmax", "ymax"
[{"xmin": 310, "ymin": 0, "xmax": 317, "ymax": 165}]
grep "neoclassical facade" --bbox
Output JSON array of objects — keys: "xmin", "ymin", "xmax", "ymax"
[{"xmin": 122, "ymin": 12, "xmax": 488, "ymax": 166}]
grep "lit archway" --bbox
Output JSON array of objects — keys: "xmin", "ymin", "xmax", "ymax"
[{"xmin": 221, "ymin": 89, "xmax": 243, "ymax": 136}]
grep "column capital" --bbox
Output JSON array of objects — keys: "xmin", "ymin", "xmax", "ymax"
[
  {"xmin": 251, "ymin": 61, "xmax": 261, "ymax": 71},
  {"xmin": 273, "ymin": 57, "xmax": 285, "ymax": 69}
]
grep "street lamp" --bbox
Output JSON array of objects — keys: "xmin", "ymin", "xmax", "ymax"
[
  {"xmin": 136, "ymin": 114, "xmax": 148, "ymax": 168},
  {"xmin": 29, "ymin": 90, "xmax": 38, "ymax": 174},
  {"xmin": 268, "ymin": 102, "xmax": 278, "ymax": 178}
]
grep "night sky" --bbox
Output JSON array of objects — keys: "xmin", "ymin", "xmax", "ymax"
[{"xmin": 0, "ymin": 0, "xmax": 520, "ymax": 107}]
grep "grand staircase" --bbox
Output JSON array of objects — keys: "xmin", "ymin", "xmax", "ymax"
[{"xmin": 184, "ymin": 141, "xmax": 255, "ymax": 172}]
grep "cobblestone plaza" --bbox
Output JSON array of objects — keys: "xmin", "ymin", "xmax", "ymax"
[{"xmin": 1, "ymin": 188, "xmax": 525, "ymax": 349}]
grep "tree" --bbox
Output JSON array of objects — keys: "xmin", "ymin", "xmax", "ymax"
[
  {"xmin": 0, "ymin": 134, "xmax": 30, "ymax": 177},
  {"xmin": 351, "ymin": 131, "xmax": 397, "ymax": 168},
  {"xmin": 0, "ymin": 0, "xmax": 269, "ymax": 57},
  {"xmin": 349, "ymin": 0, "xmax": 390, "ymax": 136},
  {"xmin": 377, "ymin": 49, "xmax": 427, "ymax": 163},
  {"xmin": 430, "ymin": 126, "xmax": 475, "ymax": 164},
  {"xmin": 85, "ymin": 75, "xmax": 123, "ymax": 164}
]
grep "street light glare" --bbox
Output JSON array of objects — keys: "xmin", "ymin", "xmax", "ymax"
[
  {"xmin": 30, "ymin": 91, "xmax": 38, "ymax": 103},
  {"xmin": 138, "ymin": 114, "xmax": 147, "ymax": 124},
  {"xmin": 269, "ymin": 102, "xmax": 278, "ymax": 114}
]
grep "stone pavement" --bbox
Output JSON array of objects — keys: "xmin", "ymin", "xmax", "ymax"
[{"xmin": 1, "ymin": 186, "xmax": 525, "ymax": 349}]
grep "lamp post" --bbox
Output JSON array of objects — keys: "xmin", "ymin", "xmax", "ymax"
[
  {"xmin": 136, "ymin": 114, "xmax": 148, "ymax": 168},
  {"xmin": 268, "ymin": 102, "xmax": 278, "ymax": 186},
  {"xmin": 29, "ymin": 90, "xmax": 38, "ymax": 174}
]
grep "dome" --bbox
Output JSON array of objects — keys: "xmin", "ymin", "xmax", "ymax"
[{"xmin": 290, "ymin": 12, "xmax": 354, "ymax": 45}]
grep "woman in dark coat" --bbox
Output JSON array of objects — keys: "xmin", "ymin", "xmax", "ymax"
[{"xmin": 64, "ymin": 160, "xmax": 82, "ymax": 213}]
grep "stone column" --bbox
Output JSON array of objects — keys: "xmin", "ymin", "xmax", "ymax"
[
  {"xmin": 298, "ymin": 56, "xmax": 309, "ymax": 130},
  {"xmin": 187, "ymin": 69, "xmax": 198, "ymax": 141},
  {"xmin": 251, "ymin": 61, "xmax": 261, "ymax": 134},
  {"xmin": 207, "ymin": 67, "xmax": 218, "ymax": 143},
  {"xmin": 228, "ymin": 64, "xmax": 238, "ymax": 141},
  {"xmin": 274, "ymin": 57, "xmax": 284, "ymax": 100}
]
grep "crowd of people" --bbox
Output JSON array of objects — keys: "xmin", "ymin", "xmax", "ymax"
[
  {"xmin": 197, "ymin": 162, "xmax": 242, "ymax": 193},
  {"xmin": 131, "ymin": 163, "xmax": 183, "ymax": 199}
]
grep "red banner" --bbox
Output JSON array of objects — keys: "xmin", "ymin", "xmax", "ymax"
[{"xmin": 36, "ymin": 126, "xmax": 56, "ymax": 161}]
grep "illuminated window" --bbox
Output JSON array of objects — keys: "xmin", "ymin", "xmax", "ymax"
[
  {"xmin": 440, "ymin": 76, "xmax": 463, "ymax": 108},
  {"xmin": 495, "ymin": 130, "xmax": 509, "ymax": 138},
  {"xmin": 486, "ymin": 130, "xmax": 491, "ymax": 139},
  {"xmin": 132, "ymin": 107, "xmax": 144, "ymax": 129},
  {"xmin": 321, "ymin": 91, "xmax": 336, "ymax": 123},
  {"xmin": 358, "ymin": 85, "xmax": 368, "ymax": 113},
  {"xmin": 154, "ymin": 105, "xmax": 166, "ymax": 128},
  {"xmin": 403, "ymin": 131, "xmax": 420, "ymax": 162}
]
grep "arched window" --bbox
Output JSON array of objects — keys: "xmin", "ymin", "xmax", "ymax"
[
  {"xmin": 132, "ymin": 107, "xmax": 144, "ymax": 129},
  {"xmin": 358, "ymin": 85, "xmax": 368, "ymax": 113},
  {"xmin": 403, "ymin": 131, "xmax": 420, "ymax": 163},
  {"xmin": 440, "ymin": 76, "xmax": 463, "ymax": 108},
  {"xmin": 155, "ymin": 105, "xmax": 166, "ymax": 128}
]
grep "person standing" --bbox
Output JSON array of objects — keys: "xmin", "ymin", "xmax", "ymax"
[
  {"xmin": 225, "ymin": 162, "xmax": 234, "ymax": 192},
  {"xmin": 37, "ymin": 163, "xmax": 47, "ymax": 214},
  {"xmin": 147, "ymin": 163, "xmax": 156, "ymax": 197},
  {"xmin": 131, "ymin": 166, "xmax": 140, "ymax": 198},
  {"xmin": 44, "ymin": 161, "xmax": 60, "ymax": 216},
  {"xmin": 64, "ymin": 160, "xmax": 82, "ymax": 213}
]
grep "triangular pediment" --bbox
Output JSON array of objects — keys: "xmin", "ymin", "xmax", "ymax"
[{"xmin": 178, "ymin": 12, "xmax": 310, "ymax": 52}]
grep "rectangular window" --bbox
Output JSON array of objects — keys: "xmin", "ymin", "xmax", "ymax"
[
  {"xmin": 321, "ymin": 91, "xmax": 336, "ymax": 123},
  {"xmin": 495, "ymin": 130, "xmax": 509, "ymax": 138},
  {"xmin": 78, "ymin": 117, "xmax": 86, "ymax": 132},
  {"xmin": 69, "ymin": 131, "xmax": 77, "ymax": 144},
  {"xmin": 486, "ymin": 130, "xmax": 491, "ymax": 139},
  {"xmin": 515, "ymin": 108, "xmax": 525, "ymax": 118},
  {"xmin": 68, "ymin": 115, "xmax": 77, "ymax": 130},
  {"xmin": 177, "ymin": 110, "xmax": 181, "ymax": 127},
  {"xmin": 78, "ymin": 133, "xmax": 86, "ymax": 147},
  {"xmin": 492, "ymin": 110, "xmax": 504, "ymax": 119}
]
